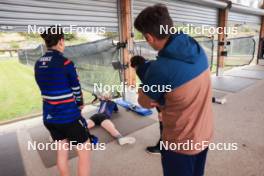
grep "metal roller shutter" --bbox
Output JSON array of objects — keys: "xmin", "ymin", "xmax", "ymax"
[
  {"xmin": 228, "ymin": 11, "xmax": 261, "ymax": 24},
  {"xmin": 0, "ymin": 0, "xmax": 118, "ymax": 32},
  {"xmin": 133, "ymin": 0, "xmax": 219, "ymax": 26}
]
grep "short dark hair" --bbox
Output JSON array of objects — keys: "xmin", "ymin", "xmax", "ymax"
[
  {"xmin": 130, "ymin": 55, "xmax": 146, "ymax": 68},
  {"xmin": 134, "ymin": 4, "xmax": 173, "ymax": 39},
  {"xmin": 40, "ymin": 26, "xmax": 64, "ymax": 48}
]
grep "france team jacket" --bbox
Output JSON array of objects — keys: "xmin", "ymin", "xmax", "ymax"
[{"xmin": 34, "ymin": 49, "xmax": 84, "ymax": 124}]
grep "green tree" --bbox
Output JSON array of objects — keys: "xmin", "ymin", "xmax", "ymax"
[
  {"xmin": 103, "ymin": 32, "xmax": 117, "ymax": 38},
  {"xmin": 133, "ymin": 30, "xmax": 144, "ymax": 40},
  {"xmin": 64, "ymin": 33, "xmax": 77, "ymax": 41}
]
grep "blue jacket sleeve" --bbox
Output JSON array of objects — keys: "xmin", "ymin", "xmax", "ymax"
[
  {"xmin": 141, "ymin": 61, "xmax": 168, "ymax": 104},
  {"xmin": 64, "ymin": 59, "xmax": 84, "ymax": 107}
]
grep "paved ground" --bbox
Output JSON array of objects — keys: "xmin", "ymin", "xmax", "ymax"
[{"xmin": 0, "ymin": 65, "xmax": 264, "ymax": 176}]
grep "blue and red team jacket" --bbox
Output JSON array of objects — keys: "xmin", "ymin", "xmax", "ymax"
[{"xmin": 34, "ymin": 49, "xmax": 83, "ymax": 124}]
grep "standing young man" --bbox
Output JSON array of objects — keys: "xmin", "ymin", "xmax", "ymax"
[
  {"xmin": 134, "ymin": 4, "xmax": 214, "ymax": 176},
  {"xmin": 34, "ymin": 26, "xmax": 91, "ymax": 176}
]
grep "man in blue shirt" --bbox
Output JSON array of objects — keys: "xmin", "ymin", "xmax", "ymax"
[
  {"xmin": 35, "ymin": 26, "xmax": 91, "ymax": 176},
  {"xmin": 134, "ymin": 4, "xmax": 213, "ymax": 176}
]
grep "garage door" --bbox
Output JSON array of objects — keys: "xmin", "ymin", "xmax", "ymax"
[
  {"xmin": 0, "ymin": 0, "xmax": 118, "ymax": 32},
  {"xmin": 133, "ymin": 0, "xmax": 219, "ymax": 26},
  {"xmin": 228, "ymin": 11, "xmax": 261, "ymax": 24}
]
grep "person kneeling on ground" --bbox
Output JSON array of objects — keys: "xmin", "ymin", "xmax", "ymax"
[
  {"xmin": 131, "ymin": 55, "xmax": 163, "ymax": 154},
  {"xmin": 87, "ymin": 92, "xmax": 136, "ymax": 145}
]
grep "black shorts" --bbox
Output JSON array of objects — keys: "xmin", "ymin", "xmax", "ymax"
[
  {"xmin": 44, "ymin": 118, "xmax": 89, "ymax": 145},
  {"xmin": 90, "ymin": 113, "xmax": 109, "ymax": 126}
]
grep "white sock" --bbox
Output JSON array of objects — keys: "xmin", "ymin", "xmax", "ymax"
[{"xmin": 117, "ymin": 136, "xmax": 136, "ymax": 145}]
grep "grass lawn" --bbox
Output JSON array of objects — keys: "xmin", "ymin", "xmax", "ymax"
[
  {"xmin": 0, "ymin": 58, "xmax": 96, "ymax": 122},
  {"xmin": 0, "ymin": 59, "xmax": 42, "ymax": 121}
]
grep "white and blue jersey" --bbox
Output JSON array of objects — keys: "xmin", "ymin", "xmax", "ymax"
[
  {"xmin": 98, "ymin": 100, "xmax": 118, "ymax": 118},
  {"xmin": 34, "ymin": 49, "xmax": 83, "ymax": 124}
]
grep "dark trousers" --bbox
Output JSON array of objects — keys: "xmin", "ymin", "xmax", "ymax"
[{"xmin": 161, "ymin": 148, "xmax": 208, "ymax": 176}]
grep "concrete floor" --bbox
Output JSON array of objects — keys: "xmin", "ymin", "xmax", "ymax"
[{"xmin": 1, "ymin": 70, "xmax": 264, "ymax": 176}]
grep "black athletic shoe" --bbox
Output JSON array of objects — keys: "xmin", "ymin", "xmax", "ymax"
[{"xmin": 146, "ymin": 145, "xmax": 161, "ymax": 154}]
